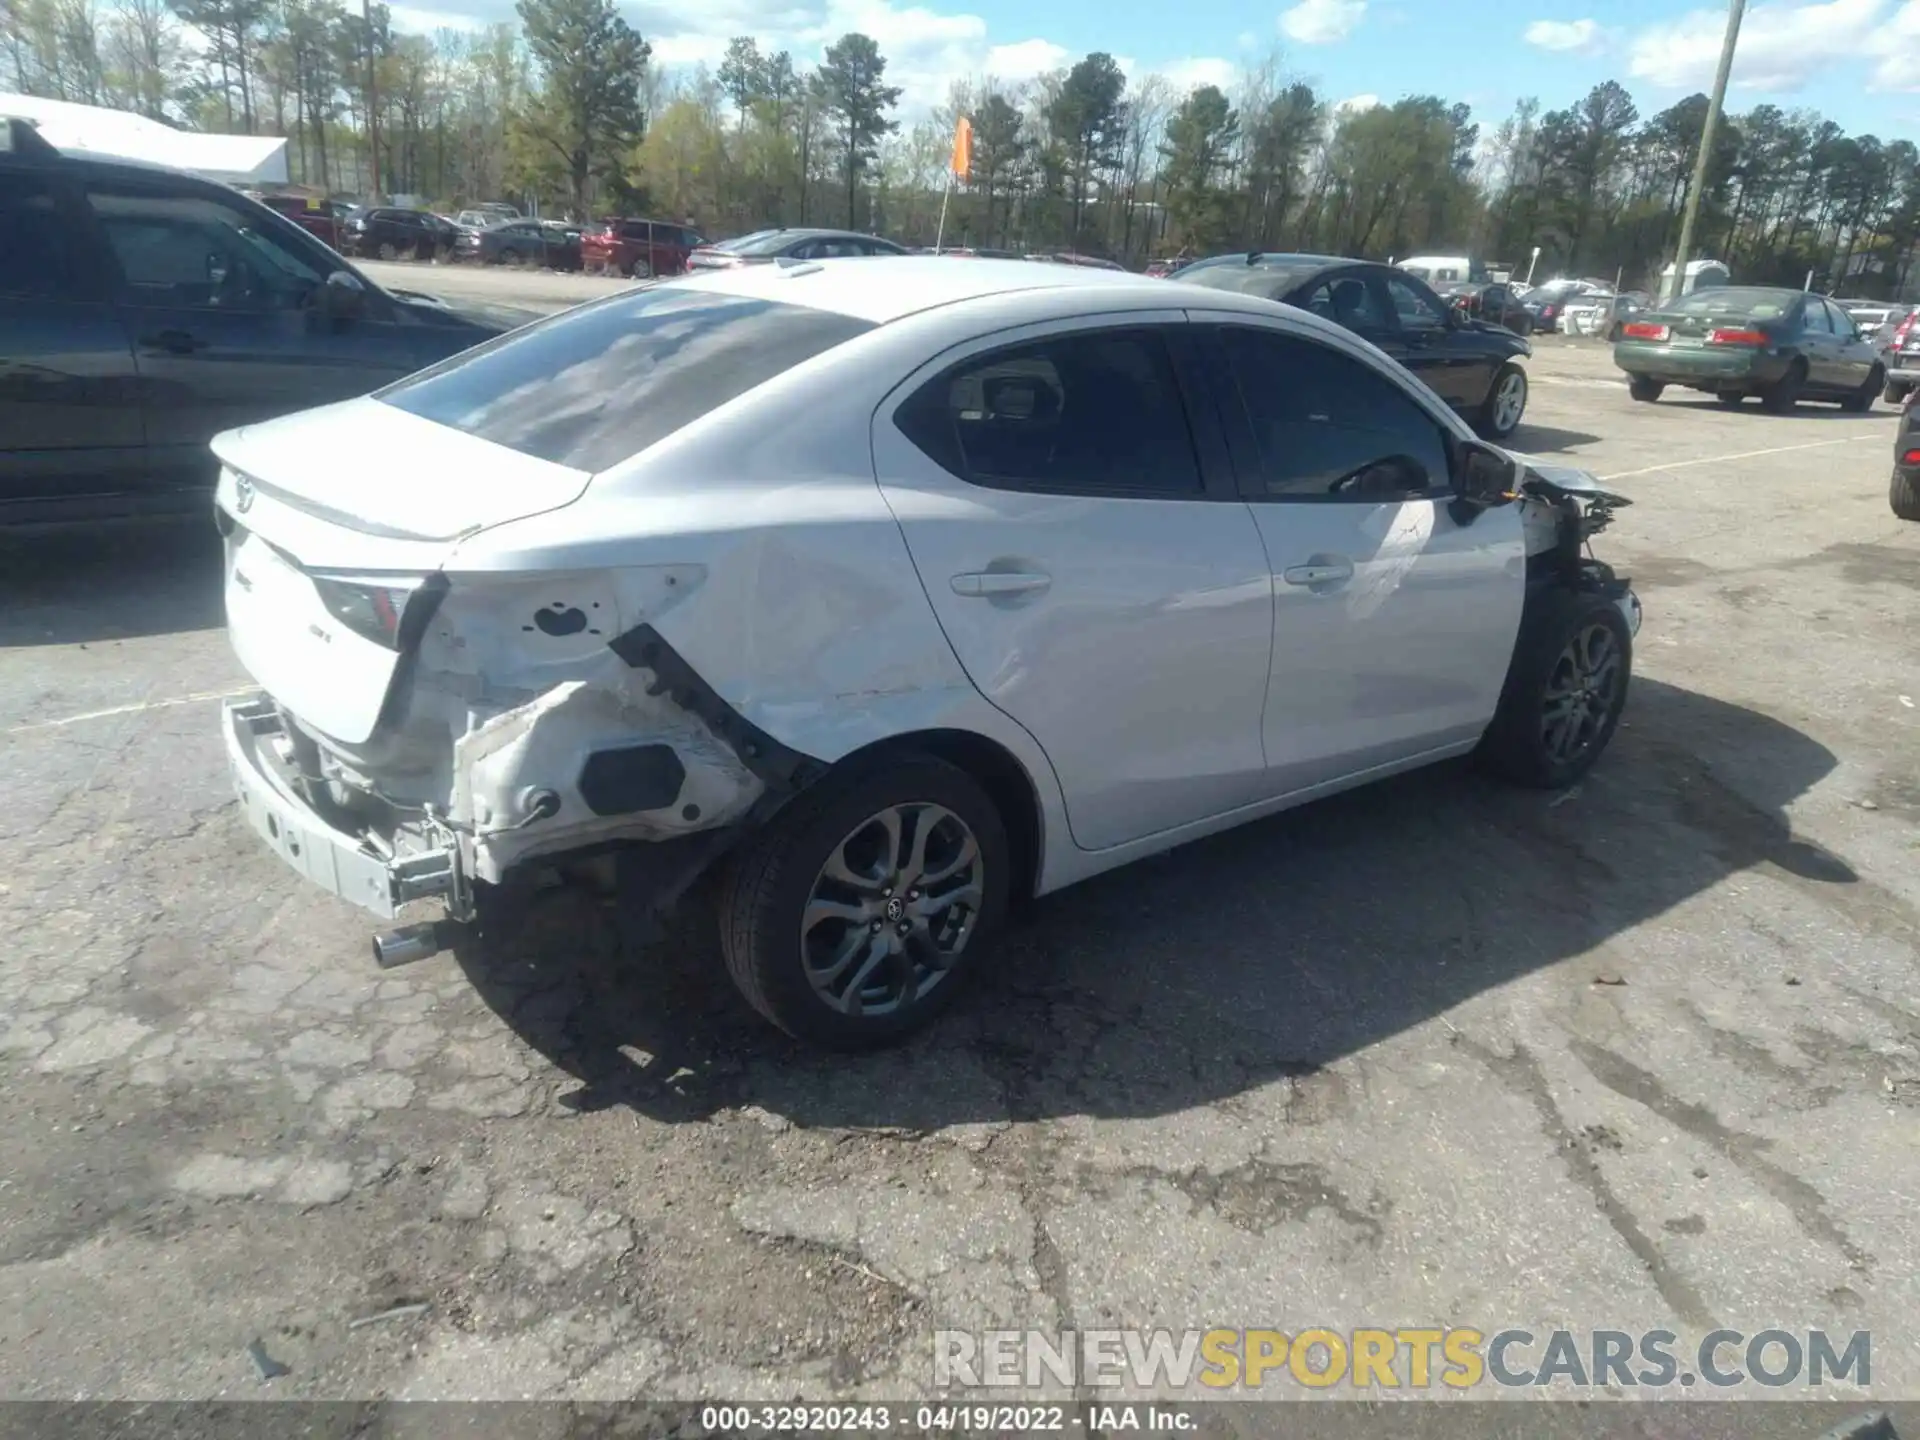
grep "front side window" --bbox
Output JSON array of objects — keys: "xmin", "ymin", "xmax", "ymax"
[
  {"xmin": 1300, "ymin": 274, "xmax": 1390, "ymax": 331},
  {"xmin": 895, "ymin": 327, "xmax": 1202, "ymax": 498},
  {"xmin": 1385, "ymin": 275, "xmax": 1450, "ymax": 332},
  {"xmin": 1219, "ymin": 325, "xmax": 1451, "ymax": 501},
  {"xmin": 378, "ymin": 286, "xmax": 875, "ymax": 471},
  {"xmin": 87, "ymin": 184, "xmax": 327, "ymax": 312}
]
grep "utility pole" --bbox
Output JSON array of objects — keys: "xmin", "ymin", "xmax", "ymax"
[
  {"xmin": 1666, "ymin": 0, "xmax": 1745, "ymax": 302},
  {"xmin": 363, "ymin": 0, "xmax": 380, "ymax": 201}
]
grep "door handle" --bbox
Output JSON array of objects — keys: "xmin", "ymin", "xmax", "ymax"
[
  {"xmin": 140, "ymin": 329, "xmax": 208, "ymax": 355},
  {"xmin": 1282, "ymin": 559, "xmax": 1355, "ymax": 587},
  {"xmin": 951, "ymin": 570, "xmax": 1051, "ymax": 598}
]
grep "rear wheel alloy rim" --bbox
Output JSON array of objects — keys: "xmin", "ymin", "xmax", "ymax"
[
  {"xmin": 799, "ymin": 803, "xmax": 984, "ymax": 1018},
  {"xmin": 1494, "ymin": 372, "xmax": 1527, "ymax": 431},
  {"xmin": 1541, "ymin": 623, "xmax": 1621, "ymax": 764}
]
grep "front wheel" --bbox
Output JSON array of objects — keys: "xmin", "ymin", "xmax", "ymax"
[
  {"xmin": 718, "ymin": 756, "xmax": 1010, "ymax": 1049},
  {"xmin": 627, "ymin": 257, "xmax": 654, "ymax": 280},
  {"xmin": 1841, "ymin": 365, "xmax": 1883, "ymax": 414},
  {"xmin": 1476, "ymin": 363, "xmax": 1529, "ymax": 440},
  {"xmin": 1476, "ymin": 587, "xmax": 1633, "ymax": 790},
  {"xmin": 1628, "ymin": 376, "xmax": 1664, "ymax": 402},
  {"xmin": 376, "ymin": 241, "xmax": 398, "ymax": 261}
]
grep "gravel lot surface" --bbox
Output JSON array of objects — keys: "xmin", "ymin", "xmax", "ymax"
[{"xmin": 2, "ymin": 263, "xmax": 1915, "ymax": 1413}]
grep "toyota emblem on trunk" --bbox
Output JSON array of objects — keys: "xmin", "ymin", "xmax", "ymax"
[{"xmin": 233, "ymin": 474, "xmax": 255, "ymax": 513}]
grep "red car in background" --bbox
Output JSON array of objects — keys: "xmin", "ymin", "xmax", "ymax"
[
  {"xmin": 258, "ymin": 193, "xmax": 341, "ymax": 249},
  {"xmin": 581, "ymin": 217, "xmax": 704, "ymax": 278}
]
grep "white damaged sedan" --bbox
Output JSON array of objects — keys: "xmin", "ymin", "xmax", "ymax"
[{"xmin": 216, "ymin": 257, "xmax": 1641, "ymax": 1048}]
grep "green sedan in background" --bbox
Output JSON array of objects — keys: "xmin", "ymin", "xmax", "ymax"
[{"xmin": 1612, "ymin": 286, "xmax": 1885, "ymax": 413}]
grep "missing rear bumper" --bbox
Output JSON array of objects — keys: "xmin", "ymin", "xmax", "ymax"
[{"xmin": 224, "ymin": 696, "xmax": 469, "ymax": 921}]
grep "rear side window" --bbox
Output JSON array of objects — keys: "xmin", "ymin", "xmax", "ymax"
[
  {"xmin": 377, "ymin": 286, "xmax": 874, "ymax": 471},
  {"xmin": 895, "ymin": 327, "xmax": 1202, "ymax": 497},
  {"xmin": 0, "ymin": 172, "xmax": 89, "ymax": 301}
]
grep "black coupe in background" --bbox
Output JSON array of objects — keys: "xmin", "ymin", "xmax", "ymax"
[{"xmin": 1174, "ymin": 253, "xmax": 1536, "ymax": 439}]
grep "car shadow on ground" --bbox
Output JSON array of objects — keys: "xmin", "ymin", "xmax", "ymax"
[
  {"xmin": 1653, "ymin": 395, "xmax": 1885, "ymax": 419},
  {"xmin": 0, "ymin": 520, "xmax": 223, "ymax": 648},
  {"xmin": 1509, "ymin": 422, "xmax": 1603, "ymax": 453},
  {"xmin": 451, "ymin": 676, "xmax": 1857, "ymax": 1129}
]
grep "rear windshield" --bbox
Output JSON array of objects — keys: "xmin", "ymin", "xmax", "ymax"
[
  {"xmin": 712, "ymin": 229, "xmax": 782, "ymax": 254},
  {"xmin": 1667, "ymin": 287, "xmax": 1793, "ymax": 319},
  {"xmin": 376, "ymin": 286, "xmax": 875, "ymax": 471},
  {"xmin": 725, "ymin": 231, "xmax": 813, "ymax": 257},
  {"xmin": 1177, "ymin": 262, "xmax": 1321, "ymax": 299}
]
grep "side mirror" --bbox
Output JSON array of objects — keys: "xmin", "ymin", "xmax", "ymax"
[
  {"xmin": 1449, "ymin": 440, "xmax": 1518, "ymax": 524},
  {"xmin": 323, "ymin": 269, "xmax": 367, "ymax": 322}
]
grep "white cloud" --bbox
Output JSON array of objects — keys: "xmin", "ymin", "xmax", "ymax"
[
  {"xmin": 1626, "ymin": 0, "xmax": 1913, "ymax": 94},
  {"xmin": 1162, "ymin": 56, "xmax": 1239, "ymax": 92},
  {"xmin": 380, "ymin": 0, "xmax": 1272, "ymax": 122},
  {"xmin": 1522, "ymin": 17, "xmax": 1602, "ymax": 53},
  {"xmin": 1333, "ymin": 91, "xmax": 1380, "ymax": 112},
  {"xmin": 386, "ymin": 3, "xmax": 486, "ymax": 30},
  {"xmin": 1279, "ymin": 0, "xmax": 1366, "ymax": 45},
  {"xmin": 982, "ymin": 38, "xmax": 1070, "ymax": 77}
]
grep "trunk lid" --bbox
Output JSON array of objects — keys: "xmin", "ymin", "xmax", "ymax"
[
  {"xmin": 213, "ymin": 397, "xmax": 593, "ymax": 744},
  {"xmin": 1642, "ymin": 304, "xmax": 1777, "ymax": 342},
  {"xmin": 212, "ymin": 396, "xmax": 591, "ymax": 544}
]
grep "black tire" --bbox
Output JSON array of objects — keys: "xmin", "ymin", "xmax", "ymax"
[
  {"xmin": 1475, "ymin": 361, "xmax": 1529, "ymax": 440},
  {"xmin": 1475, "ymin": 587, "xmax": 1633, "ymax": 790},
  {"xmin": 1761, "ymin": 359, "xmax": 1807, "ymax": 414},
  {"xmin": 1716, "ymin": 390, "xmax": 1746, "ymax": 407},
  {"xmin": 1842, "ymin": 366, "xmax": 1883, "ymax": 414},
  {"xmin": 1893, "ymin": 468, "xmax": 1920, "ymax": 521},
  {"xmin": 718, "ymin": 755, "xmax": 1010, "ymax": 1049},
  {"xmin": 1628, "ymin": 376, "xmax": 1664, "ymax": 402},
  {"xmin": 1606, "ymin": 321, "xmax": 1623, "ymax": 343}
]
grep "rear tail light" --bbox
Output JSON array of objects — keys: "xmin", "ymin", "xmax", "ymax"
[
  {"xmin": 1903, "ymin": 449, "xmax": 1920, "ymax": 464},
  {"xmin": 310, "ymin": 574, "xmax": 444, "ymax": 651},
  {"xmin": 1706, "ymin": 328, "xmax": 1768, "ymax": 346},
  {"xmin": 1622, "ymin": 321, "xmax": 1669, "ymax": 341}
]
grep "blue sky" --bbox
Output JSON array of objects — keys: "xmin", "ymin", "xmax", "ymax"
[{"xmin": 389, "ymin": 0, "xmax": 1919, "ymax": 140}]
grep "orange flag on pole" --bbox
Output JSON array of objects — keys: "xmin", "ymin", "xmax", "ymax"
[{"xmin": 950, "ymin": 115, "xmax": 974, "ymax": 181}]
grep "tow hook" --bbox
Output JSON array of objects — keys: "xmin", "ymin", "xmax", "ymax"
[{"xmin": 371, "ymin": 920, "xmax": 458, "ymax": 968}]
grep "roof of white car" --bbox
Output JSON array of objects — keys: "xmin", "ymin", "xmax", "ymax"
[{"xmin": 661, "ymin": 255, "xmax": 1195, "ymax": 325}]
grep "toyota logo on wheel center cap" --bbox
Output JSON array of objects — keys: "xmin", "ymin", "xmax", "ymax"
[{"xmin": 884, "ymin": 896, "xmax": 905, "ymax": 923}]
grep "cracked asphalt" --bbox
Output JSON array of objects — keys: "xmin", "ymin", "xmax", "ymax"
[{"xmin": 2, "ymin": 276, "xmax": 1917, "ymax": 1408}]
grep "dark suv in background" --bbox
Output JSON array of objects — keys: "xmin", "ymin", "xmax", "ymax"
[
  {"xmin": 341, "ymin": 205, "xmax": 453, "ymax": 261},
  {"xmin": 0, "ymin": 119, "xmax": 534, "ymax": 526}
]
